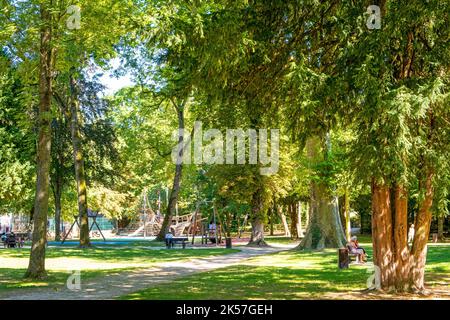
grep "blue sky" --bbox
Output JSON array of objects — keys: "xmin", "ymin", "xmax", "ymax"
[{"xmin": 95, "ymin": 58, "xmax": 135, "ymax": 96}]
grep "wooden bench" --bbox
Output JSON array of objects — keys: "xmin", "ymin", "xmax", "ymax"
[
  {"xmin": 166, "ymin": 237, "xmax": 188, "ymax": 249},
  {"xmin": 2, "ymin": 233, "xmax": 24, "ymax": 248}
]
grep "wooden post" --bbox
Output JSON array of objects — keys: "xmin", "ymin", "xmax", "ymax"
[
  {"xmin": 338, "ymin": 248, "xmax": 349, "ymax": 269},
  {"xmin": 215, "ymin": 203, "xmax": 226, "ymax": 245},
  {"xmin": 213, "ymin": 204, "xmax": 218, "ymax": 246},
  {"xmin": 191, "ymin": 202, "xmax": 200, "ymax": 245},
  {"xmin": 297, "ymin": 202, "xmax": 303, "ymax": 237}
]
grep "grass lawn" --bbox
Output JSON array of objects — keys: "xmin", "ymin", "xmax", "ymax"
[
  {"xmin": 120, "ymin": 240, "xmax": 450, "ymax": 300},
  {"xmin": 0, "ymin": 245, "xmax": 239, "ymax": 294},
  {"xmin": 45, "ymin": 239, "xmax": 168, "ymax": 247}
]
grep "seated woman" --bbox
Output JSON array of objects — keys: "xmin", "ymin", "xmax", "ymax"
[
  {"xmin": 347, "ymin": 236, "xmax": 366, "ymax": 263},
  {"xmin": 353, "ymin": 236, "xmax": 369, "ymax": 257}
]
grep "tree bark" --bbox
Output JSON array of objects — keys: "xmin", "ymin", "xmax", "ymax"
[
  {"xmin": 298, "ymin": 137, "xmax": 346, "ymax": 250},
  {"xmin": 371, "ymin": 172, "xmax": 435, "ymax": 293},
  {"xmin": 25, "ymin": 4, "xmax": 54, "ymax": 279},
  {"xmin": 371, "ymin": 180, "xmax": 395, "ymax": 291},
  {"xmin": 268, "ymin": 207, "xmax": 274, "ymax": 236},
  {"xmin": 156, "ymin": 102, "xmax": 185, "ymax": 241},
  {"xmin": 410, "ymin": 170, "xmax": 434, "ymax": 292},
  {"xmin": 437, "ymin": 216, "xmax": 444, "ymax": 242},
  {"xmin": 69, "ymin": 72, "xmax": 90, "ymax": 248},
  {"xmin": 297, "ymin": 202, "xmax": 303, "ymax": 237},
  {"xmin": 53, "ymin": 175, "xmax": 62, "ymax": 241},
  {"xmin": 344, "ymin": 189, "xmax": 351, "ymax": 241},
  {"xmin": 290, "ymin": 203, "xmax": 299, "ymax": 239},
  {"xmin": 392, "ymin": 184, "xmax": 410, "ymax": 291},
  {"xmin": 247, "ymin": 190, "xmax": 267, "ymax": 246},
  {"xmin": 248, "ymin": 218, "xmax": 265, "ymax": 245},
  {"xmin": 298, "ymin": 181, "xmax": 347, "ymax": 249},
  {"xmin": 277, "ymin": 205, "xmax": 290, "ymax": 237}
]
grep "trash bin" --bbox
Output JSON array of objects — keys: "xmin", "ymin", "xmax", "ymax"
[{"xmin": 338, "ymin": 248, "xmax": 349, "ymax": 269}]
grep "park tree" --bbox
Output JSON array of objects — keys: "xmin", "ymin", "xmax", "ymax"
[
  {"xmin": 296, "ymin": 136, "xmax": 347, "ymax": 249},
  {"xmin": 0, "ymin": 61, "xmax": 36, "ymax": 214},
  {"xmin": 120, "ymin": 0, "xmax": 209, "ymax": 241},
  {"xmin": 2, "ymin": 0, "xmax": 137, "ymax": 276},
  {"xmin": 109, "ymin": 85, "xmax": 193, "ymax": 231},
  {"xmin": 52, "ymin": 73, "xmax": 120, "ymax": 241},
  {"xmin": 150, "ymin": 1, "xmax": 315, "ymax": 245},
  {"xmin": 49, "ymin": 101, "xmax": 71, "ymax": 241},
  {"xmin": 333, "ymin": 0, "xmax": 450, "ymax": 292},
  {"xmin": 26, "ymin": 0, "xmax": 56, "ymax": 278},
  {"xmin": 53, "ymin": 0, "xmax": 136, "ymax": 247}
]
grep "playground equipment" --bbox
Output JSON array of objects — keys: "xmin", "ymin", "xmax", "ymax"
[
  {"xmin": 61, "ymin": 210, "xmax": 106, "ymax": 243},
  {"xmin": 118, "ymin": 187, "xmax": 244, "ymax": 247},
  {"xmin": 119, "ymin": 187, "xmax": 210, "ymax": 239},
  {"xmin": 117, "ymin": 188, "xmax": 164, "ymax": 236}
]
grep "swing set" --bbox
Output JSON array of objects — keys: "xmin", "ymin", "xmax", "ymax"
[{"xmin": 61, "ymin": 209, "xmax": 106, "ymax": 244}]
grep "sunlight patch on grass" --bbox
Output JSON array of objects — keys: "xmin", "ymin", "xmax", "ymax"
[
  {"xmin": 0, "ymin": 247, "xmax": 239, "ymax": 293},
  {"xmin": 120, "ymin": 243, "xmax": 449, "ymax": 300}
]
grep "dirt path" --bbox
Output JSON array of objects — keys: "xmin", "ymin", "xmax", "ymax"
[{"xmin": 0, "ymin": 244, "xmax": 294, "ymax": 300}]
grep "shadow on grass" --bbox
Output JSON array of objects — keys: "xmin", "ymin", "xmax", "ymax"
[
  {"xmin": 0, "ymin": 247, "xmax": 239, "ymax": 262},
  {"xmin": 121, "ymin": 249, "xmax": 370, "ymax": 300},
  {"xmin": 121, "ymin": 264, "xmax": 368, "ymax": 300},
  {"xmin": 121, "ymin": 244, "xmax": 449, "ymax": 300}
]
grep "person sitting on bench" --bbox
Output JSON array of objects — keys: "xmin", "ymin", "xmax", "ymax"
[
  {"xmin": 347, "ymin": 236, "xmax": 366, "ymax": 263},
  {"xmin": 208, "ymin": 220, "xmax": 217, "ymax": 243},
  {"xmin": 165, "ymin": 230, "xmax": 174, "ymax": 248},
  {"xmin": 353, "ymin": 236, "xmax": 369, "ymax": 258}
]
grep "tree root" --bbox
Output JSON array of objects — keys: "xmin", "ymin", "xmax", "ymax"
[
  {"xmin": 23, "ymin": 270, "xmax": 47, "ymax": 280},
  {"xmin": 246, "ymin": 239, "xmax": 269, "ymax": 247}
]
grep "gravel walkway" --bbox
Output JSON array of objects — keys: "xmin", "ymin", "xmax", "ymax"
[{"xmin": 1, "ymin": 244, "xmax": 293, "ymax": 300}]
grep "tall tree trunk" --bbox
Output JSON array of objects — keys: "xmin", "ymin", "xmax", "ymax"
[
  {"xmin": 344, "ymin": 188, "xmax": 351, "ymax": 241},
  {"xmin": 371, "ymin": 172, "xmax": 434, "ymax": 293},
  {"xmin": 156, "ymin": 103, "xmax": 184, "ymax": 241},
  {"xmin": 297, "ymin": 202, "xmax": 303, "ymax": 237},
  {"xmin": 277, "ymin": 205, "xmax": 290, "ymax": 237},
  {"xmin": 437, "ymin": 216, "xmax": 444, "ymax": 242},
  {"xmin": 69, "ymin": 72, "xmax": 90, "ymax": 248},
  {"xmin": 53, "ymin": 175, "xmax": 62, "ymax": 241},
  {"xmin": 25, "ymin": 4, "xmax": 54, "ymax": 279},
  {"xmin": 392, "ymin": 184, "xmax": 410, "ymax": 291},
  {"xmin": 290, "ymin": 203, "xmax": 299, "ymax": 239},
  {"xmin": 371, "ymin": 180, "xmax": 395, "ymax": 291},
  {"xmin": 410, "ymin": 170, "xmax": 434, "ymax": 292},
  {"xmin": 249, "ymin": 218, "xmax": 265, "ymax": 245},
  {"xmin": 247, "ymin": 190, "xmax": 267, "ymax": 246},
  {"xmin": 299, "ymin": 181, "xmax": 347, "ymax": 249},
  {"xmin": 298, "ymin": 136, "xmax": 346, "ymax": 250}
]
